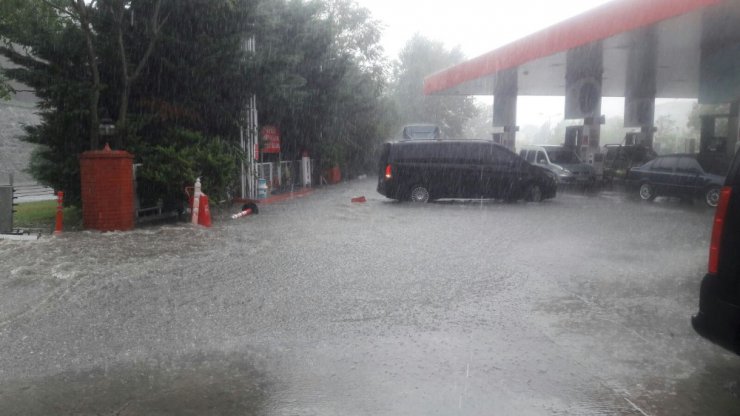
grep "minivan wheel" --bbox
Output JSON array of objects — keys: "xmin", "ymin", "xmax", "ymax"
[
  {"xmin": 409, "ymin": 185, "xmax": 430, "ymax": 203},
  {"xmin": 525, "ymin": 184, "xmax": 543, "ymax": 202},
  {"xmin": 639, "ymin": 182, "xmax": 656, "ymax": 201},
  {"xmin": 705, "ymin": 186, "xmax": 721, "ymax": 208}
]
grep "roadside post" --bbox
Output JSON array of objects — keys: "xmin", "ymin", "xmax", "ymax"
[
  {"xmin": 54, "ymin": 191, "xmax": 64, "ymax": 235},
  {"xmin": 191, "ymin": 177, "xmax": 201, "ymax": 225}
]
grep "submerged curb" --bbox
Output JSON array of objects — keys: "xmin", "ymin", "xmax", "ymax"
[{"xmin": 233, "ymin": 187, "xmax": 315, "ymax": 206}]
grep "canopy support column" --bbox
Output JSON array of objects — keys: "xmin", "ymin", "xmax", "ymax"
[
  {"xmin": 624, "ymin": 27, "xmax": 657, "ymax": 148},
  {"xmin": 565, "ymin": 43, "xmax": 603, "ymax": 166},
  {"xmin": 493, "ymin": 68, "xmax": 518, "ymax": 151},
  {"xmin": 727, "ymin": 100, "xmax": 740, "ymax": 156}
]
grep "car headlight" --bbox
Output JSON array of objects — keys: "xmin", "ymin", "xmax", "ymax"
[{"xmin": 552, "ymin": 164, "xmax": 570, "ymax": 175}]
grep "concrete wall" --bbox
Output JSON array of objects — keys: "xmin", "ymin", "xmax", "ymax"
[
  {"xmin": 0, "ymin": 101, "xmax": 40, "ymax": 185},
  {"xmin": 1, "ymin": 53, "xmax": 41, "ymax": 185}
]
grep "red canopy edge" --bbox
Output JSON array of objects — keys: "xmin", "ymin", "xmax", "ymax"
[{"xmin": 423, "ymin": 0, "xmax": 722, "ymax": 95}]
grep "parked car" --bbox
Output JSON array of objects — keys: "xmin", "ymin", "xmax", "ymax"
[
  {"xmin": 603, "ymin": 144, "xmax": 657, "ymax": 183},
  {"xmin": 518, "ymin": 145, "xmax": 596, "ymax": 185},
  {"xmin": 692, "ymin": 148, "xmax": 740, "ymax": 354},
  {"xmin": 377, "ymin": 140, "xmax": 556, "ymax": 203},
  {"xmin": 625, "ymin": 154, "xmax": 725, "ymax": 207}
]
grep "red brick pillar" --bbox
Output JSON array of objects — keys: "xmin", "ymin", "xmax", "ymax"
[{"xmin": 79, "ymin": 145, "xmax": 135, "ymax": 231}]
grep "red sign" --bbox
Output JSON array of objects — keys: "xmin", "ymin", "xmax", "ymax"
[{"xmin": 260, "ymin": 125, "xmax": 281, "ymax": 154}]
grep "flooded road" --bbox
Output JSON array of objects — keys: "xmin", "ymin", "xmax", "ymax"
[{"xmin": 0, "ymin": 179, "xmax": 738, "ymax": 415}]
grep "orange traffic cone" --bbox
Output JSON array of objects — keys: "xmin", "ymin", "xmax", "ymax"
[
  {"xmin": 231, "ymin": 202, "xmax": 259, "ymax": 219},
  {"xmin": 198, "ymin": 194, "xmax": 212, "ymax": 227}
]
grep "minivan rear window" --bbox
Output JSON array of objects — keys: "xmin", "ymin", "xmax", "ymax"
[
  {"xmin": 546, "ymin": 148, "xmax": 580, "ymax": 164},
  {"xmin": 402, "ymin": 125, "xmax": 440, "ymax": 140}
]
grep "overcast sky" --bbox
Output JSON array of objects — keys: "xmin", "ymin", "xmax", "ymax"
[{"xmin": 355, "ymin": 0, "xmax": 611, "ymax": 60}]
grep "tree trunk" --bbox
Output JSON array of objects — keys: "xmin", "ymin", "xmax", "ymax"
[
  {"xmin": 114, "ymin": 0, "xmax": 165, "ymax": 150},
  {"xmin": 75, "ymin": 0, "xmax": 101, "ymax": 150},
  {"xmin": 115, "ymin": 84, "xmax": 130, "ymax": 149}
]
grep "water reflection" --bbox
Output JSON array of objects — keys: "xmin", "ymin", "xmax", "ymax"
[{"xmin": 0, "ymin": 351, "xmax": 269, "ymax": 415}]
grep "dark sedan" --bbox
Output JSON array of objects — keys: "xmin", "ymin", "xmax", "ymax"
[{"xmin": 625, "ymin": 154, "xmax": 725, "ymax": 207}]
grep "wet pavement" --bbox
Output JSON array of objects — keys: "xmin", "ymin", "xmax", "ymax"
[{"xmin": 0, "ymin": 179, "xmax": 738, "ymax": 415}]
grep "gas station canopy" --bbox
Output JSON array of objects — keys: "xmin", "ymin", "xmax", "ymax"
[{"xmin": 423, "ymin": 0, "xmax": 740, "ymax": 102}]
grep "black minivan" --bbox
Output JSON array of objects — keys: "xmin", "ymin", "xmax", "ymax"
[
  {"xmin": 377, "ymin": 139, "xmax": 556, "ymax": 203},
  {"xmin": 692, "ymin": 148, "xmax": 740, "ymax": 354}
]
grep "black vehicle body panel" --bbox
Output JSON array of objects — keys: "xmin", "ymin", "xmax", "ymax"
[
  {"xmin": 692, "ymin": 149, "xmax": 740, "ymax": 354},
  {"xmin": 377, "ymin": 140, "xmax": 556, "ymax": 201},
  {"xmin": 625, "ymin": 154, "xmax": 725, "ymax": 199}
]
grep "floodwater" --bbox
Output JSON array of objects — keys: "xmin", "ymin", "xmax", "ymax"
[{"xmin": 0, "ymin": 179, "xmax": 737, "ymax": 415}]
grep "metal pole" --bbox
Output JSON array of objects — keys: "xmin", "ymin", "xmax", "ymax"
[
  {"xmin": 247, "ymin": 96, "xmax": 254, "ymax": 199},
  {"xmin": 240, "ymin": 126, "xmax": 246, "ymax": 199},
  {"xmin": 252, "ymin": 94, "xmax": 259, "ymax": 198},
  {"xmin": 241, "ymin": 36, "xmax": 259, "ymax": 199}
]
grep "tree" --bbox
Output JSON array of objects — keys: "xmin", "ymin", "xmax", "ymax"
[
  {"xmin": 1, "ymin": 0, "xmax": 93, "ymax": 200},
  {"xmin": 654, "ymin": 114, "xmax": 679, "ymax": 154},
  {"xmin": 390, "ymin": 35, "xmax": 478, "ymax": 138},
  {"xmin": 0, "ymin": 0, "xmax": 256, "ymax": 205},
  {"xmin": 11, "ymin": 0, "xmax": 168, "ymax": 150},
  {"xmin": 109, "ymin": 0, "xmax": 168, "ymax": 148},
  {"xmin": 0, "ymin": 72, "xmax": 10, "ymax": 100},
  {"xmin": 600, "ymin": 116, "xmax": 626, "ymax": 145},
  {"xmin": 246, "ymin": 0, "xmax": 393, "ymax": 174},
  {"xmin": 543, "ymin": 120, "xmax": 562, "ymax": 145},
  {"xmin": 462, "ymin": 102, "xmax": 493, "ymax": 140},
  {"xmin": 64, "ymin": 0, "xmax": 105, "ymax": 150},
  {"xmin": 687, "ymin": 102, "xmax": 701, "ymax": 138},
  {"xmin": 1, "ymin": 0, "xmax": 394, "ymax": 208},
  {"xmin": 0, "ymin": 1, "xmax": 67, "ymax": 96}
]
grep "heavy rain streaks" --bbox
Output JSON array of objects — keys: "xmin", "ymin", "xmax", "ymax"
[{"xmin": 0, "ymin": 179, "xmax": 737, "ymax": 415}]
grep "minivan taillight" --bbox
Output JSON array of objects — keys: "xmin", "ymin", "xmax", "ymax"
[
  {"xmin": 708, "ymin": 186, "xmax": 732, "ymax": 274},
  {"xmin": 385, "ymin": 164, "xmax": 392, "ymax": 179}
]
